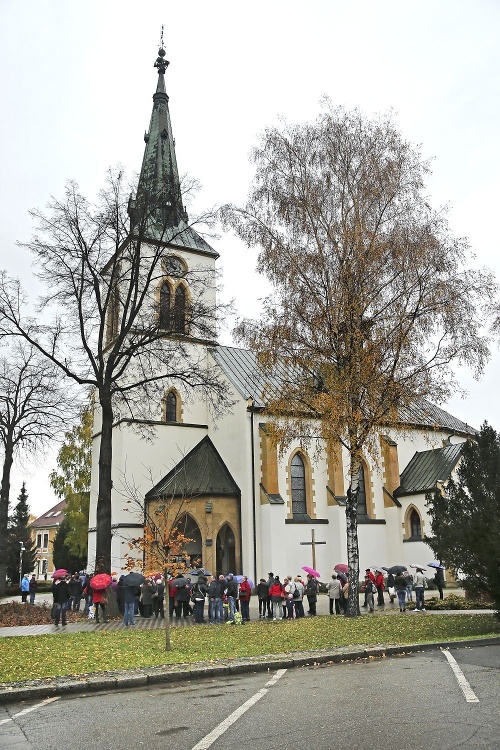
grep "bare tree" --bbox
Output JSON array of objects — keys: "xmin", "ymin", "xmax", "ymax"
[
  {"xmin": 222, "ymin": 105, "xmax": 496, "ymax": 616},
  {"xmin": 121, "ymin": 473, "xmax": 200, "ymax": 651},
  {"xmin": 0, "ymin": 340, "xmax": 73, "ymax": 594},
  {"xmin": 0, "ymin": 169, "xmax": 232, "ymax": 573}
]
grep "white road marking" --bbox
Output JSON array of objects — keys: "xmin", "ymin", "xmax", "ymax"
[
  {"xmin": 190, "ymin": 669, "xmax": 287, "ymax": 750},
  {"xmin": 0, "ymin": 696, "xmax": 60, "ymax": 726},
  {"xmin": 441, "ymin": 648, "xmax": 479, "ymax": 703}
]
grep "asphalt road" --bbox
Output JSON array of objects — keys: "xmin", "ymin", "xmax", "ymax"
[{"xmin": 1, "ymin": 645, "xmax": 499, "ymax": 750}]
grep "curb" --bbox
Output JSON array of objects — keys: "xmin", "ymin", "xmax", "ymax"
[{"xmin": 1, "ymin": 636, "xmax": 499, "ymax": 705}]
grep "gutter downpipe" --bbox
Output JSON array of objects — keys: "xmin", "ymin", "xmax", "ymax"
[{"xmin": 247, "ymin": 397, "xmax": 257, "ymax": 584}]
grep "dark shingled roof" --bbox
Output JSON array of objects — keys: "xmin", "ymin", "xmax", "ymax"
[
  {"xmin": 145, "ymin": 436, "xmax": 240, "ymax": 499},
  {"xmin": 30, "ymin": 500, "xmax": 66, "ymax": 528},
  {"xmin": 212, "ymin": 346, "xmax": 476, "ymax": 436},
  {"xmin": 395, "ymin": 442, "xmax": 465, "ymax": 497}
]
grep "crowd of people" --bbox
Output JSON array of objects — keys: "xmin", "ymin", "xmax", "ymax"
[{"xmin": 45, "ymin": 565, "xmax": 439, "ymax": 627}]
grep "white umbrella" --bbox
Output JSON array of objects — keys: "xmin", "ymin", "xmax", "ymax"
[{"xmin": 410, "ymin": 563, "xmax": 427, "ymax": 571}]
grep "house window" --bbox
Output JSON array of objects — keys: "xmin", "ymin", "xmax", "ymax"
[
  {"xmin": 159, "ymin": 282, "xmax": 171, "ymax": 329},
  {"xmin": 410, "ymin": 509, "xmax": 422, "ymax": 538},
  {"xmin": 357, "ymin": 464, "xmax": 368, "ymax": 516},
  {"xmin": 173, "ymin": 285, "xmax": 186, "ymax": 333},
  {"xmin": 37, "ymin": 533, "xmax": 42, "ymax": 548},
  {"xmin": 291, "ymin": 453, "xmax": 307, "ymax": 515},
  {"xmin": 165, "ymin": 392, "xmax": 177, "ymax": 422},
  {"xmin": 43, "ymin": 533, "xmax": 49, "ymax": 549}
]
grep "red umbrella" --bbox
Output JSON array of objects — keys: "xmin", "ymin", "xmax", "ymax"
[
  {"xmin": 302, "ymin": 565, "xmax": 320, "ymax": 578},
  {"xmin": 90, "ymin": 573, "xmax": 112, "ymax": 590},
  {"xmin": 51, "ymin": 569, "xmax": 68, "ymax": 579},
  {"xmin": 334, "ymin": 563, "xmax": 349, "ymax": 574}
]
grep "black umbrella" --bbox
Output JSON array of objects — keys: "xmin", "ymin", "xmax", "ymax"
[
  {"xmin": 383, "ymin": 565, "xmax": 408, "ymax": 575},
  {"xmin": 171, "ymin": 577, "xmax": 189, "ymax": 587},
  {"xmin": 336, "ymin": 572, "xmax": 348, "ymax": 582},
  {"xmin": 123, "ymin": 572, "xmax": 145, "ymax": 587}
]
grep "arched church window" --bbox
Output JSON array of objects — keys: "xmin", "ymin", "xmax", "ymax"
[
  {"xmin": 175, "ymin": 514, "xmax": 202, "ymax": 568},
  {"xmin": 291, "ymin": 453, "xmax": 307, "ymax": 515},
  {"xmin": 159, "ymin": 282, "xmax": 171, "ymax": 329},
  {"xmin": 216, "ymin": 523, "xmax": 236, "ymax": 577},
  {"xmin": 173, "ymin": 285, "xmax": 186, "ymax": 333},
  {"xmin": 356, "ymin": 464, "xmax": 368, "ymax": 516},
  {"xmin": 410, "ymin": 509, "xmax": 422, "ymax": 538},
  {"xmin": 165, "ymin": 391, "xmax": 177, "ymax": 422}
]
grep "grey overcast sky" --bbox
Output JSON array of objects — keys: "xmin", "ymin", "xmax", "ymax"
[{"xmin": 1, "ymin": 0, "xmax": 499, "ymax": 517}]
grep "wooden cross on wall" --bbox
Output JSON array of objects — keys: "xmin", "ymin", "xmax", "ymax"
[{"xmin": 299, "ymin": 529, "xmax": 326, "ymax": 570}]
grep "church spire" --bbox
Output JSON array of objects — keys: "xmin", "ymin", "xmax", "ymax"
[{"xmin": 130, "ymin": 39, "xmax": 188, "ymax": 234}]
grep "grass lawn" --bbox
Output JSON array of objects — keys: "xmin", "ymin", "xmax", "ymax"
[{"xmin": 1, "ymin": 613, "xmax": 499, "ymax": 685}]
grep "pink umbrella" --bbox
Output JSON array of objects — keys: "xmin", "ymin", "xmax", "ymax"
[
  {"xmin": 334, "ymin": 563, "xmax": 349, "ymax": 574},
  {"xmin": 90, "ymin": 573, "xmax": 112, "ymax": 590},
  {"xmin": 302, "ymin": 565, "xmax": 320, "ymax": 578},
  {"xmin": 51, "ymin": 568, "xmax": 68, "ymax": 579}
]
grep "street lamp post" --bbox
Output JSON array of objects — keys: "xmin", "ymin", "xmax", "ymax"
[{"xmin": 19, "ymin": 542, "xmax": 25, "ymax": 588}]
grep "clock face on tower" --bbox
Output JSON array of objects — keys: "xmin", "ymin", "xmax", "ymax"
[{"xmin": 164, "ymin": 256, "xmax": 184, "ymax": 277}]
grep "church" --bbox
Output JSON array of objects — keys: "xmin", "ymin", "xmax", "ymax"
[{"xmin": 88, "ymin": 47, "xmax": 475, "ymax": 582}]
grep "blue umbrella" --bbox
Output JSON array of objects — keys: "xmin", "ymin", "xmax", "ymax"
[
  {"xmin": 189, "ymin": 568, "xmax": 212, "ymax": 576},
  {"xmin": 427, "ymin": 562, "xmax": 445, "ymax": 569}
]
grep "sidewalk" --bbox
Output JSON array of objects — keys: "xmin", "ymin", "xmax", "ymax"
[{"xmin": 0, "ymin": 587, "xmax": 485, "ymax": 638}]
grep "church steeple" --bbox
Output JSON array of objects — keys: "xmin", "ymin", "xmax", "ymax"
[
  {"xmin": 130, "ymin": 44, "xmax": 187, "ymax": 232},
  {"xmin": 129, "ymin": 42, "xmax": 217, "ymax": 257}
]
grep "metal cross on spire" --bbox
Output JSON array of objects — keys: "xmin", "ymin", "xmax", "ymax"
[{"xmin": 154, "ymin": 25, "xmax": 169, "ymax": 75}]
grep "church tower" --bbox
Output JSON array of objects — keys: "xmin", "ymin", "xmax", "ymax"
[{"xmin": 88, "ymin": 44, "xmax": 240, "ymax": 574}]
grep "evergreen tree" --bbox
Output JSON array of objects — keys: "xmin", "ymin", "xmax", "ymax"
[
  {"xmin": 7, "ymin": 483, "xmax": 36, "ymax": 584},
  {"xmin": 427, "ymin": 422, "xmax": 500, "ymax": 617},
  {"xmin": 50, "ymin": 400, "xmax": 92, "ymax": 561},
  {"xmin": 52, "ymin": 518, "xmax": 87, "ymax": 573}
]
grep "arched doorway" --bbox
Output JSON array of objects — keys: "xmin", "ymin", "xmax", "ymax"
[
  {"xmin": 175, "ymin": 514, "xmax": 202, "ymax": 568},
  {"xmin": 216, "ymin": 523, "xmax": 236, "ymax": 576}
]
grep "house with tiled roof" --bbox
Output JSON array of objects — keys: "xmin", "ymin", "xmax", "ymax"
[
  {"xmin": 88, "ymin": 46, "xmax": 475, "ymax": 579},
  {"xmin": 30, "ymin": 500, "xmax": 66, "ymax": 579}
]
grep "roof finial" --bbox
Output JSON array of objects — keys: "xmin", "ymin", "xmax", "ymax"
[{"xmin": 154, "ymin": 25, "xmax": 169, "ymax": 75}]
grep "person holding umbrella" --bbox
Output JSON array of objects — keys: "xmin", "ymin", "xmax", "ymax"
[
  {"xmin": 428, "ymin": 563, "xmax": 445, "ymax": 600},
  {"xmin": 90, "ymin": 573, "xmax": 112, "ymax": 623},
  {"xmin": 153, "ymin": 576, "xmax": 165, "ymax": 619},
  {"xmin": 412, "ymin": 566, "xmax": 427, "ymax": 611},
  {"xmin": 326, "ymin": 574, "xmax": 342, "ymax": 615},
  {"xmin": 52, "ymin": 574, "xmax": 70, "ymax": 627},
  {"xmin": 122, "ymin": 572, "xmax": 144, "ymax": 626},
  {"xmin": 374, "ymin": 569, "xmax": 385, "ymax": 607},
  {"xmin": 394, "ymin": 570, "xmax": 408, "ymax": 611},
  {"xmin": 305, "ymin": 574, "xmax": 319, "ymax": 616}
]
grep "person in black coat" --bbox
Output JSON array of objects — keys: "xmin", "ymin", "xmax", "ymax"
[
  {"xmin": 68, "ymin": 573, "xmax": 83, "ymax": 611},
  {"xmin": 52, "ymin": 578, "xmax": 70, "ymax": 626},
  {"xmin": 153, "ymin": 579, "xmax": 165, "ymax": 618},
  {"xmin": 305, "ymin": 575, "xmax": 318, "ymax": 616},
  {"xmin": 116, "ymin": 576, "xmax": 125, "ymax": 614},
  {"xmin": 257, "ymin": 579, "xmax": 269, "ymax": 618},
  {"xmin": 191, "ymin": 576, "xmax": 208, "ymax": 623},
  {"xmin": 174, "ymin": 575, "xmax": 191, "ymax": 618}
]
